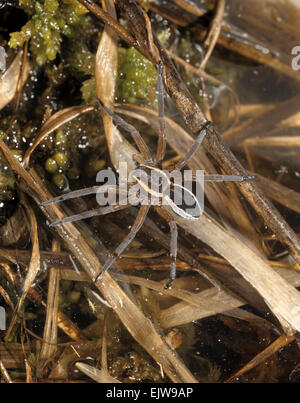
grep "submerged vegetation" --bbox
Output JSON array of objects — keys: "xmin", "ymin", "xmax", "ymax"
[
  {"xmin": 9, "ymin": 0, "xmax": 89, "ymax": 65},
  {"xmin": 0, "ymin": 0, "xmax": 300, "ymax": 384}
]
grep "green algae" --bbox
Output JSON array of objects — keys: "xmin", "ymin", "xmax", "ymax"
[
  {"xmin": 9, "ymin": 0, "xmax": 89, "ymax": 66},
  {"xmin": 117, "ymin": 47, "xmax": 157, "ymax": 106},
  {"xmin": 81, "ymin": 47, "xmax": 157, "ymax": 107}
]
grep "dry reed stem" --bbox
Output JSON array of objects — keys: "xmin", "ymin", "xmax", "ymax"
[
  {"xmin": 243, "ymin": 136, "xmax": 300, "ymax": 172},
  {"xmin": 194, "ymin": 13, "xmax": 300, "ymax": 83},
  {"xmin": 222, "ymin": 308, "xmax": 277, "ymax": 332},
  {"xmin": 200, "ymin": 0, "xmax": 226, "ymax": 70},
  {"xmin": 25, "ymin": 358, "xmax": 33, "ymax": 383},
  {"xmin": 23, "ymin": 105, "xmax": 95, "ymax": 168},
  {"xmin": 56, "ymin": 261, "xmax": 300, "ymax": 329},
  {"xmin": 40, "ymin": 240, "xmax": 61, "ymax": 361},
  {"xmin": 14, "ymin": 42, "xmax": 30, "ymax": 113},
  {"xmin": 95, "ymin": 0, "xmax": 137, "ymax": 173},
  {"xmin": 222, "ymin": 94, "xmax": 300, "ymax": 146},
  {"xmin": 255, "ymin": 174, "xmax": 300, "ymax": 215},
  {"xmin": 164, "ymin": 211, "xmax": 300, "ymax": 334},
  {"xmin": 4, "ymin": 193, "xmax": 41, "ymax": 341},
  {"xmin": 225, "ymin": 333, "xmax": 296, "ymax": 382},
  {"xmin": 75, "ymin": 362, "xmax": 121, "ymax": 383},
  {"xmin": 144, "ymin": 0, "xmax": 300, "ymax": 82},
  {"xmin": 0, "ymin": 283, "xmax": 15, "ymax": 310},
  {"xmin": 160, "ymin": 264, "xmax": 300, "ymax": 329},
  {"xmin": 0, "ymin": 48, "xmax": 30, "ymax": 111},
  {"xmin": 0, "ymin": 249, "xmax": 192, "ymax": 273},
  {"xmin": 0, "ymin": 252, "xmax": 88, "ymax": 342},
  {"xmin": 244, "ymin": 136, "xmax": 300, "ymax": 149},
  {"xmin": 74, "ymin": 316, "xmax": 121, "ymax": 383},
  {"xmin": 0, "ymin": 342, "xmax": 32, "ymax": 369},
  {"xmin": 0, "ymin": 360, "xmax": 13, "ymax": 383},
  {"xmin": 172, "ymin": 0, "xmax": 205, "ymax": 16}
]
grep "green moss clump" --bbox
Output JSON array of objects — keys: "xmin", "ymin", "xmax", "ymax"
[
  {"xmin": 9, "ymin": 0, "xmax": 89, "ymax": 66},
  {"xmin": 116, "ymin": 47, "xmax": 157, "ymax": 106},
  {"xmin": 81, "ymin": 47, "xmax": 157, "ymax": 107},
  {"xmin": 81, "ymin": 77, "xmax": 96, "ymax": 104}
]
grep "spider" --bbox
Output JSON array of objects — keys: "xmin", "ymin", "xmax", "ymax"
[{"xmin": 42, "ymin": 62, "xmax": 255, "ymax": 288}]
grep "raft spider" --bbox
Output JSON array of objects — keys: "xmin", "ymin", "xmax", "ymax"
[{"xmin": 42, "ymin": 62, "xmax": 254, "ymax": 288}]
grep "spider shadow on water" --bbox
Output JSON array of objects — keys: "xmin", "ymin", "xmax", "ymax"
[{"xmin": 41, "ymin": 62, "xmax": 255, "ymax": 289}]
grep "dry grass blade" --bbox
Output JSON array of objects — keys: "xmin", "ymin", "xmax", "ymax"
[
  {"xmin": 75, "ymin": 361, "xmax": 121, "ymax": 383},
  {"xmin": 5, "ymin": 193, "xmax": 40, "ymax": 340},
  {"xmin": 144, "ymin": 0, "xmax": 300, "ymax": 82},
  {"xmin": 0, "ymin": 204, "xmax": 27, "ymax": 246},
  {"xmin": 160, "ymin": 262, "xmax": 300, "ymax": 329},
  {"xmin": 255, "ymin": 174, "xmax": 300, "ymax": 215},
  {"xmin": 0, "ymin": 243, "xmax": 87, "ymax": 343},
  {"xmin": 59, "ymin": 265, "xmax": 300, "ymax": 326},
  {"xmin": 0, "ymin": 359, "xmax": 13, "ymax": 383},
  {"xmin": 160, "ymin": 287, "xmax": 243, "ymax": 329},
  {"xmin": 0, "ymin": 248, "xmax": 73, "ymax": 269},
  {"xmin": 0, "ymin": 48, "xmax": 30, "ymax": 111},
  {"xmin": 79, "ymin": 0, "xmax": 138, "ymax": 50},
  {"xmin": 56, "ymin": 312, "xmax": 88, "ymax": 343},
  {"xmin": 95, "ymin": 0, "xmax": 136, "ymax": 171},
  {"xmin": 226, "ymin": 333, "xmax": 296, "ymax": 383},
  {"xmin": 40, "ymin": 240, "xmax": 61, "ymax": 362},
  {"xmin": 244, "ymin": 136, "xmax": 300, "ymax": 149},
  {"xmin": 193, "ymin": 6, "xmax": 300, "ymax": 83},
  {"xmin": 25, "ymin": 358, "xmax": 33, "ymax": 383},
  {"xmin": 0, "ymin": 283, "xmax": 15, "ymax": 310},
  {"xmin": 0, "ymin": 342, "xmax": 32, "ymax": 369},
  {"xmin": 172, "ymin": 0, "xmax": 205, "ymax": 16},
  {"xmin": 113, "ymin": 273, "xmax": 206, "ymax": 308},
  {"xmin": 17, "ymin": 194, "xmax": 40, "ymax": 309},
  {"xmin": 200, "ymin": 0, "xmax": 225, "ymax": 70},
  {"xmin": 222, "ymin": 94, "xmax": 300, "ymax": 146},
  {"xmin": 23, "ymin": 105, "xmax": 95, "ymax": 167},
  {"xmin": 243, "ymin": 136, "xmax": 300, "ymax": 172},
  {"xmin": 173, "ymin": 211, "xmax": 300, "ymax": 334},
  {"xmin": 75, "ymin": 317, "xmax": 121, "ymax": 383},
  {"xmin": 0, "ymin": 139, "xmax": 198, "ymax": 383},
  {"xmin": 14, "ymin": 41, "xmax": 30, "ymax": 112}
]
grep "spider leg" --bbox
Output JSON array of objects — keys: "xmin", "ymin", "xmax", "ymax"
[
  {"xmin": 155, "ymin": 61, "xmax": 167, "ymax": 164},
  {"xmin": 202, "ymin": 174, "xmax": 256, "ymax": 182},
  {"xmin": 164, "ymin": 220, "xmax": 178, "ymax": 290},
  {"xmin": 97, "ymin": 98, "xmax": 152, "ymax": 162},
  {"xmin": 94, "ymin": 205, "xmax": 150, "ymax": 283},
  {"xmin": 40, "ymin": 185, "xmax": 121, "ymax": 206},
  {"xmin": 175, "ymin": 121, "xmax": 212, "ymax": 171},
  {"xmin": 49, "ymin": 204, "xmax": 131, "ymax": 227}
]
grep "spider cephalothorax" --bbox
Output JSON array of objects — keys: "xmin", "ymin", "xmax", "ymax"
[{"xmin": 42, "ymin": 62, "xmax": 254, "ymax": 288}]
